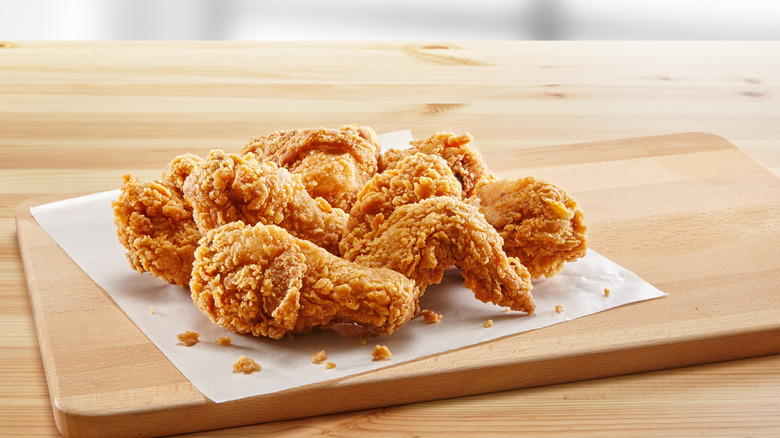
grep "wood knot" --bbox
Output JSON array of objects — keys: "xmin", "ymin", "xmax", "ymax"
[
  {"xmin": 423, "ymin": 103, "xmax": 466, "ymax": 115},
  {"xmin": 741, "ymin": 90, "xmax": 769, "ymax": 99},
  {"xmin": 420, "ymin": 44, "xmax": 455, "ymax": 50},
  {"xmin": 404, "ymin": 44, "xmax": 489, "ymax": 66}
]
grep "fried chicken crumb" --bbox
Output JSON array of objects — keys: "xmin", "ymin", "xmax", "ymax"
[
  {"xmin": 357, "ymin": 338, "xmax": 367, "ymax": 346},
  {"xmin": 483, "ymin": 319, "xmax": 494, "ymax": 328},
  {"xmin": 372, "ymin": 345, "xmax": 392, "ymax": 361},
  {"xmin": 149, "ymin": 305, "xmax": 155, "ymax": 315},
  {"xmin": 504, "ymin": 308, "xmax": 511, "ymax": 313},
  {"xmin": 232, "ymin": 355, "xmax": 261, "ymax": 373},
  {"xmin": 215, "ymin": 336, "xmax": 232, "ymax": 346},
  {"xmin": 325, "ymin": 361, "xmax": 336, "ymax": 369},
  {"xmin": 604, "ymin": 287, "xmax": 611, "ymax": 297},
  {"xmin": 555, "ymin": 305, "xmax": 564, "ymax": 313},
  {"xmin": 312, "ymin": 350, "xmax": 328, "ymax": 364},
  {"xmin": 420, "ymin": 309, "xmax": 442, "ymax": 324},
  {"xmin": 177, "ymin": 330, "xmax": 199, "ymax": 346}
]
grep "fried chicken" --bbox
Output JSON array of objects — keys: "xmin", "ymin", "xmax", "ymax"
[
  {"xmin": 340, "ymin": 153, "xmax": 463, "ymax": 258},
  {"xmin": 471, "ymin": 176, "xmax": 588, "ymax": 278},
  {"xmin": 242, "ymin": 125, "xmax": 381, "ymax": 211},
  {"xmin": 160, "ymin": 153, "xmax": 203, "ymax": 197},
  {"xmin": 342, "ymin": 196, "xmax": 535, "ymax": 314},
  {"xmin": 379, "ymin": 132, "xmax": 491, "ymax": 198},
  {"xmin": 182, "ymin": 150, "xmax": 347, "ymax": 254},
  {"xmin": 112, "ymin": 171, "xmax": 202, "ymax": 288},
  {"xmin": 380, "ymin": 133, "xmax": 587, "ymax": 278},
  {"xmin": 111, "ymin": 125, "xmax": 590, "ymax": 342},
  {"xmin": 190, "ymin": 221, "xmax": 420, "ymax": 339}
]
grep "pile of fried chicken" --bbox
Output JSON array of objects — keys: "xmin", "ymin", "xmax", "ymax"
[{"xmin": 113, "ymin": 125, "xmax": 587, "ymax": 339}]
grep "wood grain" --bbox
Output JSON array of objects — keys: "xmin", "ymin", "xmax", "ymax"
[{"xmin": 2, "ymin": 42, "xmax": 779, "ymax": 437}]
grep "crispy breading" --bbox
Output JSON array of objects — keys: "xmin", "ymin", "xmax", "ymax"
[
  {"xmin": 190, "ymin": 221, "xmax": 420, "ymax": 339},
  {"xmin": 112, "ymin": 172, "xmax": 202, "ymax": 287},
  {"xmin": 182, "ymin": 150, "xmax": 347, "ymax": 254},
  {"xmin": 242, "ymin": 125, "xmax": 381, "ymax": 211},
  {"xmin": 160, "ymin": 153, "xmax": 203, "ymax": 197},
  {"xmin": 471, "ymin": 176, "xmax": 588, "ymax": 278},
  {"xmin": 340, "ymin": 153, "xmax": 463, "ymax": 259},
  {"xmin": 113, "ymin": 126, "xmax": 589, "ymax": 340},
  {"xmin": 343, "ymin": 196, "xmax": 535, "ymax": 314},
  {"xmin": 379, "ymin": 132, "xmax": 490, "ymax": 197}
]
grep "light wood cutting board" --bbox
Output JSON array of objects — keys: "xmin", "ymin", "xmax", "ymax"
[{"xmin": 16, "ymin": 133, "xmax": 780, "ymax": 438}]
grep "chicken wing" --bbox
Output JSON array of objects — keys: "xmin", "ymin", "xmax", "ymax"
[
  {"xmin": 182, "ymin": 150, "xmax": 347, "ymax": 254},
  {"xmin": 242, "ymin": 124, "xmax": 381, "ymax": 211},
  {"xmin": 471, "ymin": 176, "xmax": 588, "ymax": 278},
  {"xmin": 190, "ymin": 221, "xmax": 420, "ymax": 339},
  {"xmin": 340, "ymin": 152, "xmax": 463, "ymax": 258},
  {"xmin": 343, "ymin": 196, "xmax": 535, "ymax": 314},
  {"xmin": 112, "ymin": 172, "xmax": 201, "ymax": 288},
  {"xmin": 379, "ymin": 132, "xmax": 491, "ymax": 197}
]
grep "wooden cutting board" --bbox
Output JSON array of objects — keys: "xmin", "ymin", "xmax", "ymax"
[{"xmin": 16, "ymin": 133, "xmax": 780, "ymax": 438}]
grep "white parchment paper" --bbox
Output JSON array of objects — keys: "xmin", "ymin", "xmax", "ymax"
[{"xmin": 29, "ymin": 131, "xmax": 665, "ymax": 403}]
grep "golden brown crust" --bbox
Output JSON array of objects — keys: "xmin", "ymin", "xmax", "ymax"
[
  {"xmin": 472, "ymin": 176, "xmax": 588, "ymax": 278},
  {"xmin": 242, "ymin": 125, "xmax": 381, "ymax": 211},
  {"xmin": 189, "ymin": 221, "xmax": 420, "ymax": 339},
  {"xmin": 379, "ymin": 132, "xmax": 490, "ymax": 197},
  {"xmin": 112, "ymin": 173, "xmax": 202, "ymax": 287},
  {"xmin": 112, "ymin": 153, "xmax": 204, "ymax": 287},
  {"xmin": 343, "ymin": 196, "xmax": 535, "ymax": 314},
  {"xmin": 113, "ymin": 126, "xmax": 589, "ymax": 341},
  {"xmin": 182, "ymin": 150, "xmax": 347, "ymax": 254},
  {"xmin": 340, "ymin": 153, "xmax": 463, "ymax": 258},
  {"xmin": 161, "ymin": 153, "xmax": 204, "ymax": 197}
]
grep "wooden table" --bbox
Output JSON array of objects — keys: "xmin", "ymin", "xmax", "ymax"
[{"xmin": 2, "ymin": 42, "xmax": 779, "ymax": 437}]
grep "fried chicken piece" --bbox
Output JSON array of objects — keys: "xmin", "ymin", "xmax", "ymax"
[
  {"xmin": 471, "ymin": 176, "xmax": 588, "ymax": 278},
  {"xmin": 380, "ymin": 132, "xmax": 586, "ymax": 278},
  {"xmin": 242, "ymin": 125, "xmax": 382, "ymax": 211},
  {"xmin": 190, "ymin": 221, "xmax": 419, "ymax": 339},
  {"xmin": 340, "ymin": 154, "xmax": 533, "ymax": 312},
  {"xmin": 113, "ymin": 168, "xmax": 202, "ymax": 288},
  {"xmin": 342, "ymin": 196, "xmax": 535, "ymax": 314},
  {"xmin": 340, "ymin": 153, "xmax": 463, "ymax": 258},
  {"xmin": 183, "ymin": 150, "xmax": 347, "ymax": 254},
  {"xmin": 379, "ymin": 132, "xmax": 491, "ymax": 197}
]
